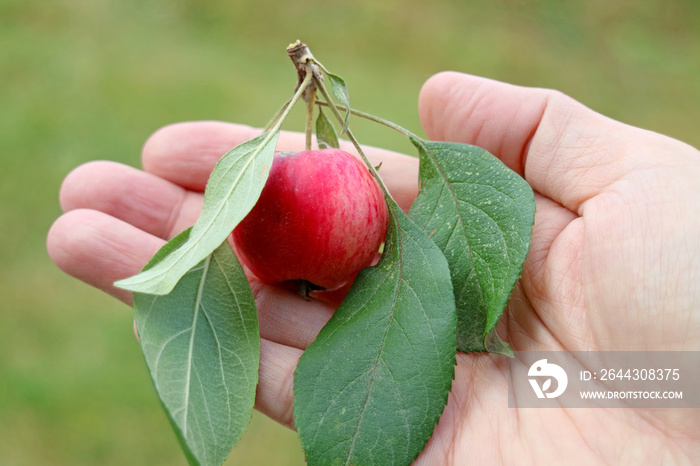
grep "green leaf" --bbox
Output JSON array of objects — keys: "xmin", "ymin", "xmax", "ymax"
[
  {"xmin": 134, "ymin": 230, "xmax": 260, "ymax": 466},
  {"xmin": 326, "ymin": 73, "xmax": 350, "ymax": 134},
  {"xmin": 484, "ymin": 326, "xmax": 514, "ymax": 357},
  {"xmin": 294, "ymin": 203, "xmax": 456, "ymax": 466},
  {"xmin": 315, "ymin": 107, "xmax": 339, "ymax": 149},
  {"xmin": 116, "ymin": 131, "xmax": 280, "ymax": 295},
  {"xmin": 408, "ymin": 138, "xmax": 535, "ymax": 353}
]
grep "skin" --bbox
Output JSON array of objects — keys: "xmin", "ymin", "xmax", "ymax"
[
  {"xmin": 47, "ymin": 72, "xmax": 700, "ymax": 465},
  {"xmin": 233, "ymin": 149, "xmax": 388, "ymax": 290}
]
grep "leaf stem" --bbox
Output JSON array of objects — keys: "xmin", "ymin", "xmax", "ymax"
[
  {"xmin": 315, "ymin": 100, "xmax": 421, "ymax": 141},
  {"xmin": 114, "ymin": 71, "xmax": 312, "ymax": 295},
  {"xmin": 270, "ymin": 72, "xmax": 313, "ymax": 137},
  {"xmin": 263, "ymin": 97, "xmax": 292, "ymax": 134},
  {"xmin": 312, "ymin": 76, "xmax": 392, "ymax": 200}
]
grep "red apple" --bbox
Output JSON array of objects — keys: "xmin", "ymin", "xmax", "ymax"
[{"xmin": 232, "ymin": 148, "xmax": 388, "ymax": 290}]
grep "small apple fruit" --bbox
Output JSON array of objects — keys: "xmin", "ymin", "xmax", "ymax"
[{"xmin": 232, "ymin": 148, "xmax": 388, "ymax": 291}]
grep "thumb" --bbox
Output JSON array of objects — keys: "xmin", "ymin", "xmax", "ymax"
[
  {"xmin": 419, "ymin": 72, "xmax": 548, "ymax": 177},
  {"xmin": 418, "ymin": 71, "xmax": 663, "ymax": 213}
]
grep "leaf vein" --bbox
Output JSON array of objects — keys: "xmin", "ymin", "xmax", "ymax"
[
  {"xmin": 343, "ymin": 212, "xmax": 404, "ymax": 465},
  {"xmin": 182, "ymin": 254, "xmax": 211, "ymax": 438},
  {"xmin": 198, "ymin": 300, "xmax": 233, "ymax": 434}
]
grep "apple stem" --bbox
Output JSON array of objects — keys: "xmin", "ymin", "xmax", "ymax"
[
  {"xmin": 287, "ymin": 42, "xmax": 395, "ymax": 206},
  {"xmin": 305, "ymin": 88, "xmax": 316, "ymax": 151},
  {"xmin": 287, "ymin": 41, "xmax": 324, "ymax": 152}
]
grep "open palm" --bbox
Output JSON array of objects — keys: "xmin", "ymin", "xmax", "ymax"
[{"xmin": 48, "ymin": 72, "xmax": 700, "ymax": 465}]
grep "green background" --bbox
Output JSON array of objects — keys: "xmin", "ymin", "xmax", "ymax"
[{"xmin": 1, "ymin": 0, "xmax": 699, "ymax": 464}]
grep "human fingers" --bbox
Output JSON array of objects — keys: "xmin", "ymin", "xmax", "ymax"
[
  {"xmin": 46, "ymin": 210, "xmax": 317, "ymax": 430},
  {"xmin": 47, "ymin": 208, "xmax": 333, "ymax": 430},
  {"xmin": 255, "ymin": 339, "xmax": 300, "ymax": 429},
  {"xmin": 418, "ymin": 71, "xmax": 676, "ymax": 213},
  {"xmin": 59, "ymin": 161, "xmax": 203, "ymax": 240},
  {"xmin": 141, "ymin": 121, "xmax": 420, "ymax": 211},
  {"xmin": 140, "ymin": 121, "xmax": 259, "ymax": 192},
  {"xmin": 58, "ymin": 121, "xmax": 418, "ymax": 266},
  {"xmin": 48, "ymin": 206, "xmax": 336, "ymax": 342},
  {"xmin": 47, "ymin": 209, "xmax": 164, "ymax": 304}
]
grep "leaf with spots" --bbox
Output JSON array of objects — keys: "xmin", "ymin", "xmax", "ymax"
[
  {"xmin": 293, "ymin": 203, "xmax": 457, "ymax": 465},
  {"xmin": 408, "ymin": 138, "xmax": 535, "ymax": 354},
  {"xmin": 133, "ymin": 229, "xmax": 260, "ymax": 466}
]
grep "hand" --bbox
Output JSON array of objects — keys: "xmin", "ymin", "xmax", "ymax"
[
  {"xmin": 45, "ymin": 120, "xmax": 420, "ymax": 433},
  {"xmin": 47, "ymin": 72, "xmax": 700, "ymax": 464}
]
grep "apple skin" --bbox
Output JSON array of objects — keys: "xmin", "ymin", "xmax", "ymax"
[{"xmin": 232, "ymin": 148, "xmax": 388, "ymax": 290}]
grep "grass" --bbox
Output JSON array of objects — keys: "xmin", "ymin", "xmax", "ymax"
[{"xmin": 1, "ymin": 0, "xmax": 699, "ymax": 464}]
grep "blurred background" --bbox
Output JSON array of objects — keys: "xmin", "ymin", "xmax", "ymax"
[{"xmin": 1, "ymin": 0, "xmax": 699, "ymax": 464}]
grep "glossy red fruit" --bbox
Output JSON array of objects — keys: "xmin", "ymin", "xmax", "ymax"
[{"xmin": 232, "ymin": 148, "xmax": 388, "ymax": 290}]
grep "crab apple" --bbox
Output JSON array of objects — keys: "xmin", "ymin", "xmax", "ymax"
[{"xmin": 232, "ymin": 148, "xmax": 388, "ymax": 291}]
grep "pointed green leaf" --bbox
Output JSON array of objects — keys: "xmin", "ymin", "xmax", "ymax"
[
  {"xmin": 294, "ymin": 203, "xmax": 456, "ymax": 466},
  {"xmin": 327, "ymin": 73, "xmax": 350, "ymax": 134},
  {"xmin": 134, "ymin": 232, "xmax": 260, "ymax": 466},
  {"xmin": 408, "ymin": 138, "xmax": 535, "ymax": 353},
  {"xmin": 315, "ymin": 107, "xmax": 339, "ymax": 149},
  {"xmin": 116, "ymin": 131, "xmax": 280, "ymax": 295},
  {"xmin": 484, "ymin": 326, "xmax": 514, "ymax": 357}
]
